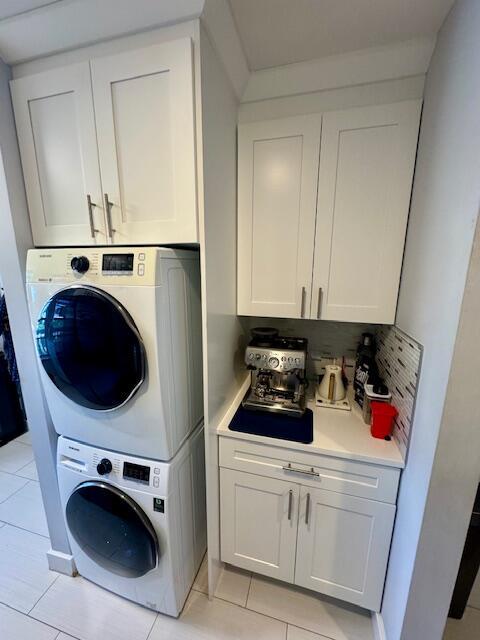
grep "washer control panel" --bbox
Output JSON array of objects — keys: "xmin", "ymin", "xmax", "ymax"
[
  {"xmin": 58, "ymin": 437, "xmax": 168, "ymax": 495},
  {"xmin": 123, "ymin": 461, "xmax": 150, "ymax": 485}
]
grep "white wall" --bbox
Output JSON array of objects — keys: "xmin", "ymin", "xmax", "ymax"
[
  {"xmin": 197, "ymin": 25, "xmax": 245, "ymax": 592},
  {"xmin": 382, "ymin": 1, "xmax": 480, "ymax": 637},
  {"xmin": 0, "ymin": 58, "xmax": 71, "ymax": 559}
]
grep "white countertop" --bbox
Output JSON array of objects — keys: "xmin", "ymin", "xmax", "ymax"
[{"xmin": 217, "ymin": 376, "xmax": 405, "ymax": 469}]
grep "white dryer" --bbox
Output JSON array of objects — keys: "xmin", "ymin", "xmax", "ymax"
[
  {"xmin": 26, "ymin": 247, "xmax": 203, "ymax": 461},
  {"xmin": 57, "ymin": 425, "xmax": 206, "ymax": 617}
]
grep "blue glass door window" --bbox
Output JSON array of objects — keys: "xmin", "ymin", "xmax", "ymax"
[
  {"xmin": 66, "ymin": 481, "xmax": 158, "ymax": 578},
  {"xmin": 36, "ymin": 286, "xmax": 145, "ymax": 411}
]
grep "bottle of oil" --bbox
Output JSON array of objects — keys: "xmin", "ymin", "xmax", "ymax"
[{"xmin": 354, "ymin": 333, "xmax": 378, "ymax": 408}]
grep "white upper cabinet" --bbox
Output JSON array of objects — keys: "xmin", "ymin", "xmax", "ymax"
[
  {"xmin": 237, "ymin": 100, "xmax": 421, "ymax": 323},
  {"xmin": 91, "ymin": 39, "xmax": 197, "ymax": 245},
  {"xmin": 11, "ymin": 38, "xmax": 197, "ymax": 247},
  {"xmin": 237, "ymin": 115, "xmax": 322, "ymax": 318},
  {"xmin": 11, "ymin": 63, "xmax": 106, "ymax": 246},
  {"xmin": 312, "ymin": 101, "xmax": 421, "ymax": 323}
]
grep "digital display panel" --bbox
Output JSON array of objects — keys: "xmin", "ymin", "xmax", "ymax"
[
  {"xmin": 102, "ymin": 253, "xmax": 134, "ymax": 272},
  {"xmin": 123, "ymin": 461, "xmax": 150, "ymax": 484}
]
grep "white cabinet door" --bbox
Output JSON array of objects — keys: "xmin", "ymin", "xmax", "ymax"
[
  {"xmin": 11, "ymin": 63, "xmax": 106, "ymax": 246},
  {"xmin": 311, "ymin": 101, "xmax": 421, "ymax": 323},
  {"xmin": 295, "ymin": 487, "xmax": 395, "ymax": 611},
  {"xmin": 237, "ymin": 116, "xmax": 321, "ymax": 318},
  {"xmin": 220, "ymin": 468, "xmax": 299, "ymax": 581},
  {"xmin": 91, "ymin": 39, "xmax": 197, "ymax": 245}
]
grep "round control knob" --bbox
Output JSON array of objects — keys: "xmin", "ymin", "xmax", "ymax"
[
  {"xmin": 249, "ymin": 353, "xmax": 255, "ymax": 360},
  {"xmin": 268, "ymin": 357, "xmax": 280, "ymax": 368},
  {"xmin": 71, "ymin": 256, "xmax": 90, "ymax": 274},
  {"xmin": 96, "ymin": 458, "xmax": 112, "ymax": 476}
]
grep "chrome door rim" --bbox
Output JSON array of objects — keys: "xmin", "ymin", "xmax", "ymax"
[
  {"xmin": 67, "ymin": 480, "xmax": 159, "ymax": 571},
  {"xmin": 39, "ymin": 284, "xmax": 147, "ymax": 413}
]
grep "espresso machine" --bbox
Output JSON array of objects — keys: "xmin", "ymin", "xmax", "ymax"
[{"xmin": 242, "ymin": 328, "xmax": 308, "ymax": 417}]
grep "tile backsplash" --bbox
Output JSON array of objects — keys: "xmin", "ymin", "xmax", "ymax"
[{"xmin": 375, "ymin": 326, "xmax": 423, "ymax": 457}]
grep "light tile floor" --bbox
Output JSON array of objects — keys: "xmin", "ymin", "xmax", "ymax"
[{"xmin": 0, "ymin": 434, "xmax": 379, "ymax": 640}]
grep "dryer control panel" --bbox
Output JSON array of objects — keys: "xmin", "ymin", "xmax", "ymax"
[{"xmin": 26, "ymin": 246, "xmax": 195, "ymax": 287}]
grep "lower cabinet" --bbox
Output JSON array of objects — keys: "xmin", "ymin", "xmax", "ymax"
[
  {"xmin": 294, "ymin": 486, "xmax": 395, "ymax": 610},
  {"xmin": 220, "ymin": 468, "xmax": 299, "ymax": 582},
  {"xmin": 220, "ymin": 467, "xmax": 396, "ymax": 611}
]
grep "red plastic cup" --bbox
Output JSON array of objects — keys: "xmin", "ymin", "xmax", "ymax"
[{"xmin": 370, "ymin": 402, "xmax": 398, "ymax": 439}]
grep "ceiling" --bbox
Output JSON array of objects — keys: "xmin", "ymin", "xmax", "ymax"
[{"xmin": 228, "ymin": 0, "xmax": 455, "ymax": 70}]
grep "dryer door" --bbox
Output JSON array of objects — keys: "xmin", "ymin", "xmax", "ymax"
[
  {"xmin": 36, "ymin": 285, "xmax": 145, "ymax": 411},
  {"xmin": 66, "ymin": 481, "xmax": 159, "ymax": 578}
]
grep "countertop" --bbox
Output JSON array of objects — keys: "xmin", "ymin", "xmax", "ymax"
[{"xmin": 217, "ymin": 376, "xmax": 405, "ymax": 469}]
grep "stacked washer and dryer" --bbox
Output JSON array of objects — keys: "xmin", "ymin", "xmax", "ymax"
[{"xmin": 26, "ymin": 247, "xmax": 206, "ymax": 617}]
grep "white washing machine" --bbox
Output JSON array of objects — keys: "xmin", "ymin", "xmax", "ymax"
[
  {"xmin": 26, "ymin": 247, "xmax": 203, "ymax": 461},
  {"xmin": 57, "ymin": 424, "xmax": 206, "ymax": 617}
]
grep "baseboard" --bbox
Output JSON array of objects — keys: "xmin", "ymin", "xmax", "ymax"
[
  {"xmin": 372, "ymin": 611, "xmax": 387, "ymax": 640},
  {"xmin": 47, "ymin": 548, "xmax": 77, "ymax": 576}
]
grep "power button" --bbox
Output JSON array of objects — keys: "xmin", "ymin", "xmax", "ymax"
[{"xmin": 137, "ymin": 263, "xmax": 145, "ymax": 276}]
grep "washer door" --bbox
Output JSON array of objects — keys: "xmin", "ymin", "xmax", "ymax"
[
  {"xmin": 36, "ymin": 285, "xmax": 145, "ymax": 411},
  {"xmin": 66, "ymin": 481, "xmax": 159, "ymax": 578}
]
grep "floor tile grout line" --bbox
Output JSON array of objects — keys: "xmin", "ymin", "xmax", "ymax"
[
  {"xmin": 0, "ymin": 518, "xmax": 50, "ymax": 539},
  {"xmin": 200, "ymin": 589, "xmax": 291, "ymax": 629},
  {"xmin": 0, "ymin": 599, "xmax": 63, "ymax": 636},
  {"xmin": 13, "ymin": 470, "xmax": 39, "ymax": 482},
  {"xmin": 287, "ymin": 623, "xmax": 338, "ymax": 640},
  {"xmin": 56, "ymin": 633, "xmax": 82, "ymax": 640},
  {"xmin": 244, "ymin": 601, "xmax": 350, "ymax": 640},
  {"xmin": 245, "ymin": 572, "xmax": 253, "ymax": 608},
  {"xmin": 190, "ymin": 573, "xmax": 335, "ymax": 635},
  {"xmin": 27, "ymin": 572, "xmax": 61, "ymax": 615},
  {"xmin": 0, "ymin": 475, "xmax": 31, "ymax": 505},
  {"xmin": 244, "ymin": 577, "xmax": 372, "ymax": 640},
  {"xmin": 145, "ymin": 612, "xmax": 160, "ymax": 640},
  {"xmin": 15, "ymin": 451, "xmax": 36, "ymax": 472},
  {"xmin": 14, "ymin": 462, "xmax": 38, "ymax": 479}
]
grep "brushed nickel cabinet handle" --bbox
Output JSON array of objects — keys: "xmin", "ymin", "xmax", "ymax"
[
  {"xmin": 287, "ymin": 489, "xmax": 293, "ymax": 521},
  {"xmin": 300, "ymin": 286, "xmax": 306, "ymax": 318},
  {"xmin": 282, "ymin": 463, "xmax": 320, "ymax": 478},
  {"xmin": 317, "ymin": 287, "xmax": 323, "ymax": 319},
  {"xmin": 104, "ymin": 193, "xmax": 116, "ymax": 238},
  {"xmin": 86, "ymin": 195, "xmax": 99, "ymax": 238},
  {"xmin": 305, "ymin": 492, "xmax": 311, "ymax": 525}
]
